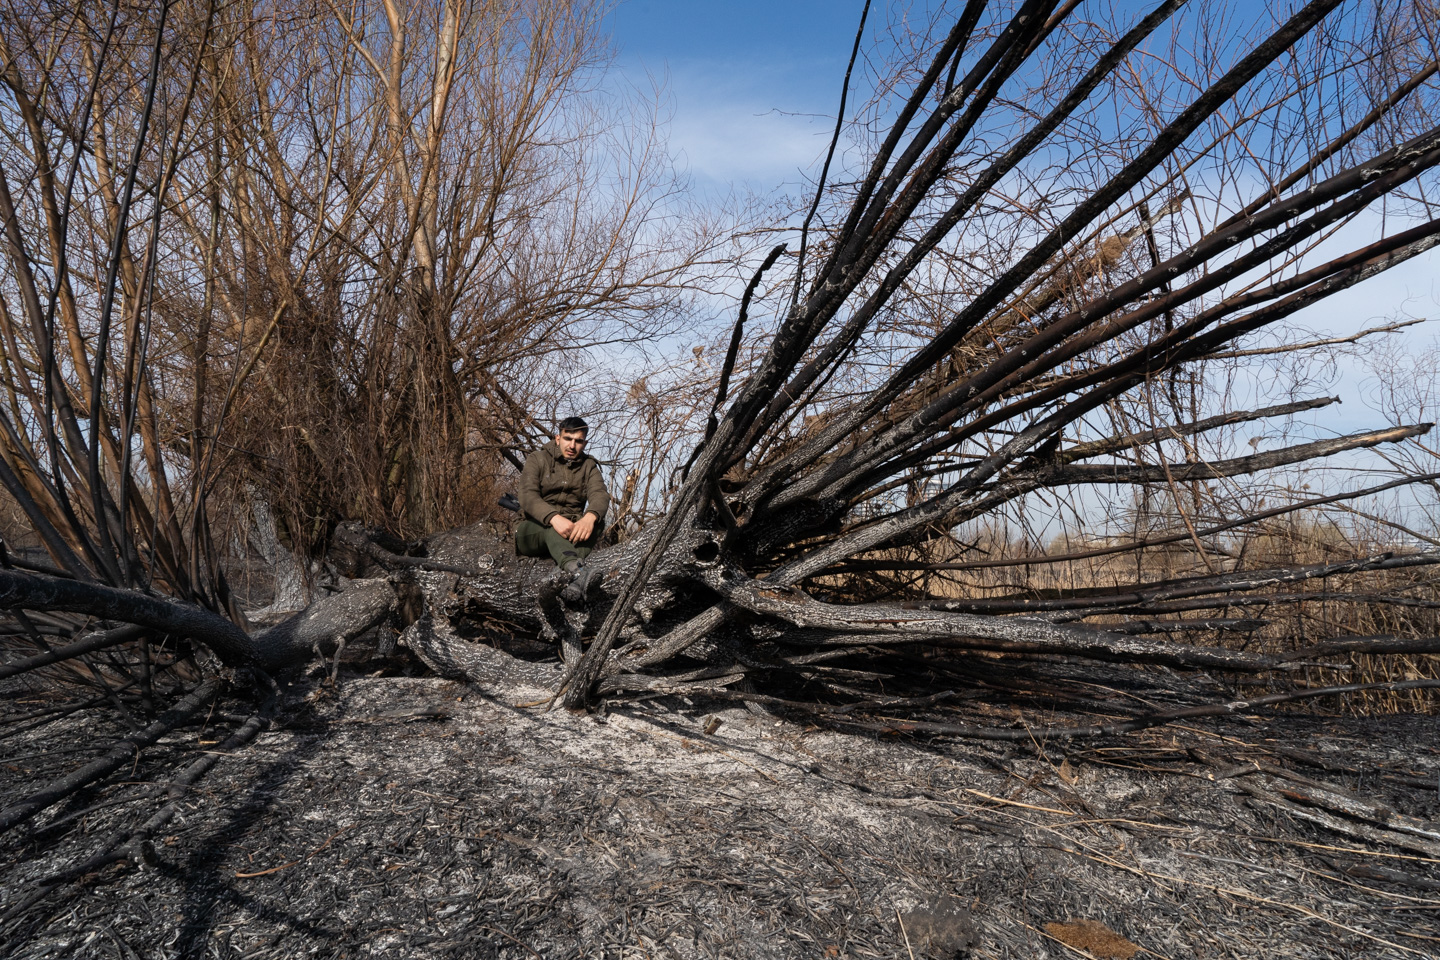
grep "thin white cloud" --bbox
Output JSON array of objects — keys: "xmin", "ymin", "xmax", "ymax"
[{"xmin": 615, "ymin": 55, "xmax": 848, "ymax": 196}]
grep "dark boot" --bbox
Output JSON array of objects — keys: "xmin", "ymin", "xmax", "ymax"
[{"xmin": 561, "ymin": 562, "xmax": 601, "ymax": 605}]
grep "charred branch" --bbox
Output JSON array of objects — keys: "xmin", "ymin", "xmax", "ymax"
[{"xmin": 0, "ymin": 676, "xmax": 224, "ymax": 836}]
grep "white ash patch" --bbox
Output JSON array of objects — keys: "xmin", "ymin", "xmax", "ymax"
[{"xmin": 3, "ymin": 675, "xmax": 1437, "ymax": 959}]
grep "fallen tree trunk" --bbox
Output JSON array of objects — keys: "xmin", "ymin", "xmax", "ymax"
[{"xmin": 1, "ymin": 569, "xmax": 396, "ymax": 674}]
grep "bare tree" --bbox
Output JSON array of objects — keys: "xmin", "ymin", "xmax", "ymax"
[
  {"xmin": 0, "ymin": 0, "xmax": 727, "ymax": 603},
  {"xmin": 176, "ymin": 0, "xmax": 730, "ymax": 563}
]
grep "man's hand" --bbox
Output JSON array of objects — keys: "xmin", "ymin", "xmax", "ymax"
[
  {"xmin": 567, "ymin": 512, "xmax": 597, "ymax": 544},
  {"xmin": 549, "ymin": 513, "xmax": 595, "ymax": 544}
]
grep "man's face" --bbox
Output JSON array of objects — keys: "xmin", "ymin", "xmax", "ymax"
[{"xmin": 556, "ymin": 429, "xmax": 588, "ymax": 460}]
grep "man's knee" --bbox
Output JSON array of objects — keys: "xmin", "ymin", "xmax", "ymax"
[
  {"xmin": 515, "ymin": 520, "xmax": 550, "ymax": 558},
  {"xmin": 516, "ymin": 517, "xmax": 605, "ymax": 566}
]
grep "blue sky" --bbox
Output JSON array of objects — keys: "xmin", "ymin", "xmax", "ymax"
[
  {"xmin": 602, "ymin": 2, "xmax": 1440, "ymax": 437},
  {"xmin": 606, "ymin": 0, "xmax": 863, "ymax": 64},
  {"xmin": 605, "ymin": 1, "xmax": 866, "ymax": 192}
]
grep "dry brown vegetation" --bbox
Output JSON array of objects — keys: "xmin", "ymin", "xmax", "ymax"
[
  {"xmin": 0, "ymin": 0, "xmax": 734, "ymax": 593},
  {"xmin": 842, "ymin": 511, "xmax": 1440, "ymax": 713}
]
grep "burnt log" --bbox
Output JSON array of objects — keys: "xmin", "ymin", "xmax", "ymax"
[{"xmin": 1, "ymin": 569, "xmax": 396, "ymax": 674}]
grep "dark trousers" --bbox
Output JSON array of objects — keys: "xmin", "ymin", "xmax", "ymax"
[{"xmin": 515, "ymin": 518, "xmax": 603, "ymax": 567}]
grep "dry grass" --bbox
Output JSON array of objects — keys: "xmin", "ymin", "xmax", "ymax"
[{"xmin": 833, "ymin": 513, "xmax": 1440, "ymax": 713}]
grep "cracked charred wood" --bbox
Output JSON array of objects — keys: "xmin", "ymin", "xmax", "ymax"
[
  {"xmin": 703, "ymin": 570, "xmax": 1285, "ymax": 671},
  {"xmin": 402, "ymin": 611, "xmax": 565, "ymax": 694},
  {"xmin": 250, "ymin": 579, "xmax": 398, "ymax": 666},
  {"xmin": 1234, "ymin": 780, "xmax": 1440, "ymax": 858},
  {"xmin": 1090, "ymin": 618, "xmax": 1268, "ymax": 635},
  {"xmin": 1044, "ymin": 425, "xmax": 1433, "ymax": 486},
  {"xmin": 1053, "ymin": 397, "xmax": 1342, "ymax": 464},
  {"xmin": 837, "ymin": 677, "xmax": 1440, "ymax": 742},
  {"xmin": 1207, "ymin": 761, "xmax": 1440, "ymax": 846},
  {"xmin": 1280, "ymin": 635, "xmax": 1440, "ymax": 660},
  {"xmin": 1135, "ymin": 593, "xmax": 1440, "ymax": 615},
  {"xmin": 1261, "ymin": 745, "xmax": 1438, "ymax": 790},
  {"xmin": 0, "ymin": 568, "xmax": 399, "ymax": 673},
  {"xmin": 1, "ymin": 570, "xmax": 254, "ymax": 665}
]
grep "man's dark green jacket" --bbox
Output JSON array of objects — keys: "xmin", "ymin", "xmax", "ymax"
[{"xmin": 517, "ymin": 440, "xmax": 611, "ymax": 526}]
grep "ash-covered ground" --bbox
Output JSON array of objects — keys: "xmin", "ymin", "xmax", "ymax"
[{"xmin": 2, "ymin": 665, "xmax": 1438, "ymax": 959}]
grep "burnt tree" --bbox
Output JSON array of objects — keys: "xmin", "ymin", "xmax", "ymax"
[{"xmin": 5, "ymin": 0, "xmax": 1440, "ymax": 923}]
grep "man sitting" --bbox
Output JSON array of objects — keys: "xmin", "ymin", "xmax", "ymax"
[{"xmin": 515, "ymin": 417, "xmax": 610, "ymax": 601}]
